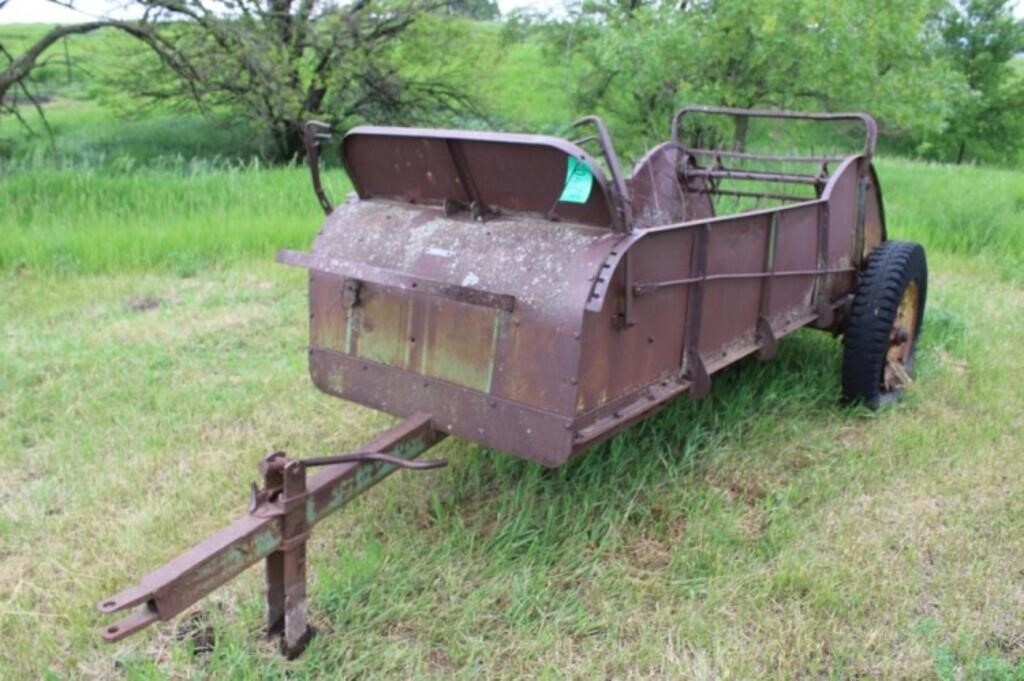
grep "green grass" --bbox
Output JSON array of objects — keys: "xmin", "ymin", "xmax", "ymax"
[
  {"xmin": 880, "ymin": 158, "xmax": 1024, "ymax": 266},
  {"xmin": 2, "ymin": 155, "xmax": 1021, "ymax": 280},
  {"xmin": 2, "ymin": 34, "xmax": 1024, "ymax": 676},
  {"xmin": 0, "ymin": 101, "xmax": 264, "ymax": 164},
  {"xmin": 2, "ymin": 151, "xmax": 1023, "ymax": 678},
  {"xmin": 0, "ymin": 162, "xmax": 350, "ymax": 275},
  {"xmin": 2, "ymin": 251, "xmax": 1022, "ymax": 678}
]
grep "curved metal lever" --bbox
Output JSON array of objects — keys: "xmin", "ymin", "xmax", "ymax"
[
  {"xmin": 570, "ymin": 115, "xmax": 632, "ymax": 231},
  {"xmin": 300, "ymin": 451, "xmax": 447, "ymax": 470},
  {"xmin": 304, "ymin": 120, "xmax": 334, "ymax": 215}
]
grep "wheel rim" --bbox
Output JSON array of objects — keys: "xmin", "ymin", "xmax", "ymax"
[{"xmin": 883, "ymin": 280, "xmax": 919, "ymax": 391}]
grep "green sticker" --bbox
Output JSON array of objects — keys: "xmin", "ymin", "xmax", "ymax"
[{"xmin": 558, "ymin": 156, "xmax": 593, "ymax": 204}]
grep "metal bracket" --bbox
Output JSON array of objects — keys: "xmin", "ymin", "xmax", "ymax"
[
  {"xmin": 445, "ymin": 139, "xmax": 499, "ymax": 221},
  {"xmin": 684, "ymin": 349, "xmax": 711, "ymax": 399},
  {"xmin": 756, "ymin": 316, "xmax": 779, "ymax": 361},
  {"xmin": 812, "ymin": 202, "xmax": 835, "ymax": 329},
  {"xmin": 261, "ymin": 454, "xmax": 312, "ymax": 658},
  {"xmin": 679, "ymin": 222, "xmax": 711, "ymax": 399},
  {"xmin": 341, "ymin": 279, "xmax": 362, "ymax": 309},
  {"xmin": 252, "ymin": 449, "xmax": 445, "ymax": 657}
]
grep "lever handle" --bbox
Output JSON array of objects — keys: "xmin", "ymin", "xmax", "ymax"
[
  {"xmin": 300, "ymin": 451, "xmax": 447, "ymax": 470},
  {"xmin": 304, "ymin": 120, "xmax": 334, "ymax": 215}
]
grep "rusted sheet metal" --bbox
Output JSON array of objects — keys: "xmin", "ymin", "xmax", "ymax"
[
  {"xmin": 297, "ymin": 198, "xmax": 624, "ymax": 420},
  {"xmin": 341, "ymin": 126, "xmax": 621, "ymax": 229},
  {"xmin": 278, "ymin": 249, "xmax": 517, "ymax": 313},
  {"xmin": 627, "ymin": 142, "xmax": 714, "ymax": 228},
  {"xmin": 286, "ymin": 108, "xmax": 884, "ymax": 467},
  {"xmin": 98, "ymin": 414, "xmax": 445, "ymax": 646},
  {"xmin": 309, "ymin": 349, "xmax": 575, "ymax": 467}
]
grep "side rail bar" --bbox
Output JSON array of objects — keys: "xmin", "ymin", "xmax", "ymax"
[
  {"xmin": 97, "ymin": 413, "xmax": 447, "ymax": 658},
  {"xmin": 669, "ymin": 105, "xmax": 878, "ymax": 164}
]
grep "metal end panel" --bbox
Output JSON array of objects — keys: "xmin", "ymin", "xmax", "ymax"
[
  {"xmin": 627, "ymin": 142, "xmax": 714, "ymax": 228},
  {"xmin": 341, "ymin": 126, "xmax": 618, "ymax": 229},
  {"xmin": 294, "ymin": 199, "xmax": 626, "ymax": 465}
]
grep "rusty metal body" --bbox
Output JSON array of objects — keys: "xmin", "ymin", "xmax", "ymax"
[
  {"xmin": 283, "ymin": 107, "xmax": 885, "ymax": 466},
  {"xmin": 99, "ymin": 106, "xmax": 887, "ymax": 656}
]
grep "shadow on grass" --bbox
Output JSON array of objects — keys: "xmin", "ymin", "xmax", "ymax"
[
  {"xmin": 310, "ymin": 331, "xmax": 850, "ymax": 614},
  {"xmin": 315, "ymin": 303, "xmax": 967, "ymax": 588}
]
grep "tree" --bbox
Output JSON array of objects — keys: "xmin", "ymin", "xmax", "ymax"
[
  {"xmin": 2, "ymin": 0, "xmax": 487, "ymax": 162},
  {"xmin": 0, "ymin": 2, "xmax": 158, "ymax": 135},
  {"xmin": 115, "ymin": 0, "xmax": 485, "ymax": 161},
  {"xmin": 936, "ymin": 0, "xmax": 1024, "ymax": 163},
  {"xmin": 550, "ymin": 0, "xmax": 964, "ymax": 155}
]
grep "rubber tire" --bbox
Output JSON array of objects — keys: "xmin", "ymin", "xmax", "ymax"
[{"xmin": 842, "ymin": 240, "xmax": 928, "ymax": 409}]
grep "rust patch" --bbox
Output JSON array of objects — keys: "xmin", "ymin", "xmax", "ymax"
[{"xmin": 420, "ymin": 299, "xmax": 499, "ymax": 393}]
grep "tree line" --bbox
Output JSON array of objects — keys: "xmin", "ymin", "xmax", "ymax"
[{"xmin": 2, "ymin": 0, "xmax": 1022, "ymax": 165}]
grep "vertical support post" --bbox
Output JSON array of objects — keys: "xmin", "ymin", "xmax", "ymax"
[
  {"xmin": 263, "ymin": 454, "xmax": 286, "ymax": 635},
  {"xmin": 264, "ymin": 456, "xmax": 313, "ymax": 658},
  {"xmin": 853, "ymin": 161, "xmax": 869, "ymax": 266},
  {"xmin": 681, "ymin": 223, "xmax": 711, "ymax": 398},
  {"xmin": 757, "ymin": 212, "xmax": 780, "ymax": 361},
  {"xmin": 813, "ymin": 201, "xmax": 834, "ymax": 328},
  {"xmin": 281, "ymin": 460, "xmax": 311, "ymax": 658},
  {"xmin": 621, "ymin": 250, "xmax": 636, "ymax": 328}
]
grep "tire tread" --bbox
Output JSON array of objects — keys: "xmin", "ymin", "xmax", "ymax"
[{"xmin": 842, "ymin": 240, "xmax": 928, "ymax": 407}]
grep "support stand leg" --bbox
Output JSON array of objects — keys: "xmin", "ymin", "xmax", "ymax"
[
  {"xmin": 263, "ymin": 456, "xmax": 313, "ymax": 658},
  {"xmin": 280, "ymin": 534, "xmax": 310, "ymax": 658},
  {"xmin": 266, "ymin": 552, "xmax": 285, "ymax": 635}
]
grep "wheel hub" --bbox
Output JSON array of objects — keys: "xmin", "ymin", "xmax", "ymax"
[{"xmin": 883, "ymin": 280, "xmax": 919, "ymax": 391}]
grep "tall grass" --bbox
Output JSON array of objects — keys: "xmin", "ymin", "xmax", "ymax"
[
  {"xmin": 877, "ymin": 157, "xmax": 1024, "ymax": 261},
  {"xmin": 2, "ymin": 155, "xmax": 1020, "ymax": 277},
  {"xmin": 1, "ymin": 102, "xmax": 265, "ymax": 164},
  {"xmin": 0, "ymin": 160, "xmax": 350, "ymax": 275}
]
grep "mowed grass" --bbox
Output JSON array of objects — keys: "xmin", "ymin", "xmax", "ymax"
[
  {"xmin": 1, "ymin": 156, "xmax": 1023, "ymax": 678},
  {"xmin": 3, "ymin": 254, "xmax": 1022, "ymax": 679}
]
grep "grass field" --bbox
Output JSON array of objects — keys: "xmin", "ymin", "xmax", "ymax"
[
  {"xmin": 2, "ymin": 153, "xmax": 1023, "ymax": 678},
  {"xmin": 3, "ymin": 26, "xmax": 1024, "ymax": 675}
]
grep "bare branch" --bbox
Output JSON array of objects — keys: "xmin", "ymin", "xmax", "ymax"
[{"xmin": 17, "ymin": 78, "xmax": 57, "ymax": 154}]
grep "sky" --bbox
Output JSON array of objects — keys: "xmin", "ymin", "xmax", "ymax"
[{"xmin": 0, "ymin": 0, "xmax": 1021, "ymax": 23}]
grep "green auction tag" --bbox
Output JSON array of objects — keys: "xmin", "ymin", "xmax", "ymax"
[{"xmin": 558, "ymin": 156, "xmax": 593, "ymax": 204}]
